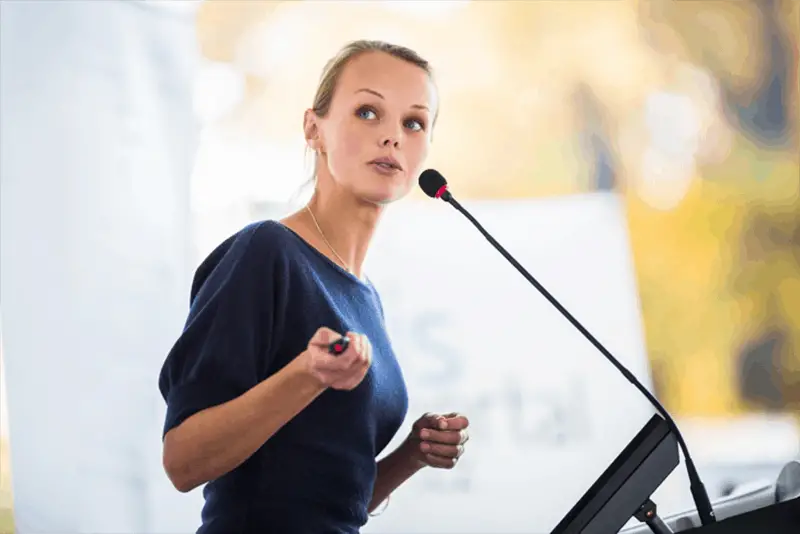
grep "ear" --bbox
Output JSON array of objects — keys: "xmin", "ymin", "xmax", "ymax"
[{"xmin": 304, "ymin": 109, "xmax": 322, "ymax": 151}]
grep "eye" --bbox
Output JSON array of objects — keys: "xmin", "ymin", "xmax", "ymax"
[
  {"xmin": 356, "ymin": 106, "xmax": 378, "ymax": 121},
  {"xmin": 405, "ymin": 117, "xmax": 426, "ymax": 132}
]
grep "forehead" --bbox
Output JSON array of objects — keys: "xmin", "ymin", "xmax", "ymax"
[{"xmin": 334, "ymin": 51, "xmax": 435, "ymax": 110}]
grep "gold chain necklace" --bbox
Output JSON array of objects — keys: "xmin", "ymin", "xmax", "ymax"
[{"xmin": 305, "ymin": 205, "xmax": 351, "ymax": 273}]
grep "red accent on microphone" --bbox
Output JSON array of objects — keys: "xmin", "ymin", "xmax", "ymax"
[
  {"xmin": 334, "ymin": 344, "xmax": 343, "ymax": 352},
  {"xmin": 435, "ymin": 185, "xmax": 448, "ymax": 198}
]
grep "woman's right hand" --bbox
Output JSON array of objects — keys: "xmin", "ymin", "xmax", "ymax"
[{"xmin": 302, "ymin": 327, "xmax": 372, "ymax": 390}]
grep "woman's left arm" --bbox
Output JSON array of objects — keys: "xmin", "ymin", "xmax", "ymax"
[
  {"xmin": 369, "ymin": 439, "xmax": 423, "ymax": 513},
  {"xmin": 369, "ymin": 413, "xmax": 470, "ymax": 513}
]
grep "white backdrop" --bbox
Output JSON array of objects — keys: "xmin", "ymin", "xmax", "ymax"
[
  {"xmin": 362, "ymin": 195, "xmax": 668, "ymax": 533},
  {"xmin": 0, "ymin": 1, "xmax": 197, "ymax": 532}
]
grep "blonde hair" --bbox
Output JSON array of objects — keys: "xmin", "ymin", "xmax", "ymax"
[
  {"xmin": 312, "ymin": 39, "xmax": 435, "ymax": 119},
  {"xmin": 304, "ymin": 40, "xmax": 437, "ymax": 185}
]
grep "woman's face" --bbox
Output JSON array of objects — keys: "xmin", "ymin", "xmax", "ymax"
[{"xmin": 307, "ymin": 51, "xmax": 437, "ymax": 205}]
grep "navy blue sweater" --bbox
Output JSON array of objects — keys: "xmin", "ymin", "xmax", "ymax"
[{"xmin": 158, "ymin": 220, "xmax": 409, "ymax": 533}]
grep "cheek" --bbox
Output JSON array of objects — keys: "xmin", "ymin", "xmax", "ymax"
[
  {"xmin": 344, "ymin": 133, "xmax": 364, "ymax": 162},
  {"xmin": 328, "ymin": 123, "xmax": 365, "ymax": 172}
]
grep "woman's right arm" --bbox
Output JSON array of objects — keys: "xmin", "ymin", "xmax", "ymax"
[
  {"xmin": 157, "ymin": 225, "xmax": 371, "ymax": 493},
  {"xmin": 163, "ymin": 326, "xmax": 373, "ymax": 493},
  {"xmin": 162, "ymin": 350, "xmax": 323, "ymax": 493}
]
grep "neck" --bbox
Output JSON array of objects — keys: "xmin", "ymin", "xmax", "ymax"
[{"xmin": 304, "ymin": 189, "xmax": 383, "ymax": 279}]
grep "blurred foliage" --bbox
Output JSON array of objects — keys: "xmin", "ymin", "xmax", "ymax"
[{"xmin": 625, "ymin": 0, "xmax": 799, "ymax": 416}]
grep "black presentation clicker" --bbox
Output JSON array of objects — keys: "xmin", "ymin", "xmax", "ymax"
[{"xmin": 328, "ymin": 337, "xmax": 349, "ymax": 355}]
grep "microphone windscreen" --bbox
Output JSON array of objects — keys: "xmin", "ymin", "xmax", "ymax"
[{"xmin": 419, "ymin": 169, "xmax": 447, "ymax": 198}]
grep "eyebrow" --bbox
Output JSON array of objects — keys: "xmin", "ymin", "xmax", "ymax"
[{"xmin": 355, "ymin": 88, "xmax": 429, "ymax": 111}]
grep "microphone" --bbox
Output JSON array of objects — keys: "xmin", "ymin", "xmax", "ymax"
[{"xmin": 418, "ymin": 168, "xmax": 717, "ymax": 527}]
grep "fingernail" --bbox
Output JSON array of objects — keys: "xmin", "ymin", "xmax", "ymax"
[
  {"xmin": 439, "ymin": 420, "xmax": 448, "ymax": 429},
  {"xmin": 420, "ymin": 429, "xmax": 430, "ymax": 439},
  {"xmin": 420, "ymin": 443, "xmax": 430, "ymax": 452}
]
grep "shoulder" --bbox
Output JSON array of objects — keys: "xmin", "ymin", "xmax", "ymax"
[{"xmin": 189, "ymin": 220, "xmax": 293, "ymax": 303}]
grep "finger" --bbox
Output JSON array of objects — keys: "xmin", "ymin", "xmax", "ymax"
[
  {"xmin": 420, "ymin": 441, "xmax": 462, "ymax": 458},
  {"xmin": 336, "ymin": 332, "xmax": 365, "ymax": 369},
  {"xmin": 415, "ymin": 413, "xmax": 444, "ymax": 432},
  {"xmin": 441, "ymin": 414, "xmax": 469, "ymax": 430},
  {"xmin": 326, "ymin": 334, "xmax": 371, "ymax": 389},
  {"xmin": 348, "ymin": 332, "xmax": 363, "ymax": 357},
  {"xmin": 419, "ymin": 428, "xmax": 465, "ymax": 445},
  {"xmin": 310, "ymin": 348, "xmax": 354, "ymax": 373},
  {"xmin": 311, "ymin": 326, "xmax": 342, "ymax": 346},
  {"xmin": 331, "ymin": 358, "xmax": 369, "ymax": 389},
  {"xmin": 424, "ymin": 454, "xmax": 458, "ymax": 469},
  {"xmin": 360, "ymin": 334, "xmax": 373, "ymax": 366}
]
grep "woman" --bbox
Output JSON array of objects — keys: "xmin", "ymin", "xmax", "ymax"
[{"xmin": 158, "ymin": 40, "xmax": 471, "ymax": 533}]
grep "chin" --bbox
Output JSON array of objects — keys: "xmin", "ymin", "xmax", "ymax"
[
  {"xmin": 359, "ymin": 190, "xmax": 402, "ymax": 206},
  {"xmin": 357, "ymin": 182, "xmax": 412, "ymax": 206}
]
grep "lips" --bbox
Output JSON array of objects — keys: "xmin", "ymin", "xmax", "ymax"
[{"xmin": 369, "ymin": 157, "xmax": 402, "ymax": 171}]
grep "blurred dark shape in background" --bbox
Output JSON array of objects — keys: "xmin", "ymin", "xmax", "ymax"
[
  {"xmin": 722, "ymin": 0, "xmax": 793, "ymax": 148},
  {"xmin": 737, "ymin": 328, "xmax": 790, "ymax": 411},
  {"xmin": 573, "ymin": 83, "xmax": 618, "ymax": 192}
]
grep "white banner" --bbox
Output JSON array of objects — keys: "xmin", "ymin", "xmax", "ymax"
[{"xmin": 362, "ymin": 194, "xmax": 658, "ymax": 533}]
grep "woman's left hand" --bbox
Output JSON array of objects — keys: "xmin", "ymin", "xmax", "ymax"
[{"xmin": 406, "ymin": 412, "xmax": 470, "ymax": 469}]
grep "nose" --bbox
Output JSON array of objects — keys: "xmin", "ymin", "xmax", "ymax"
[
  {"xmin": 380, "ymin": 135, "xmax": 400, "ymax": 149},
  {"xmin": 379, "ymin": 122, "xmax": 403, "ymax": 149}
]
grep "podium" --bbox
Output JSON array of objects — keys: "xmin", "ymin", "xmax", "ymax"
[
  {"xmin": 550, "ymin": 414, "xmax": 800, "ymax": 534},
  {"xmin": 679, "ymin": 498, "xmax": 800, "ymax": 533},
  {"xmin": 621, "ymin": 453, "xmax": 800, "ymax": 533}
]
